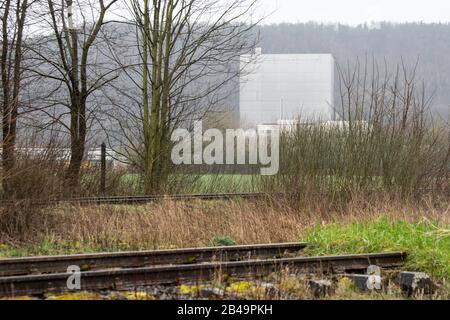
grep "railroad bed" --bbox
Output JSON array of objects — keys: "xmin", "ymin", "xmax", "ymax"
[
  {"xmin": 0, "ymin": 243, "xmax": 407, "ymax": 298},
  {"xmin": 0, "ymin": 192, "xmax": 276, "ymax": 207}
]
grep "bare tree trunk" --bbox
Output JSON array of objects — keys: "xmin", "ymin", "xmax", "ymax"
[
  {"xmin": 155, "ymin": 0, "xmax": 174, "ymax": 190},
  {"xmin": 65, "ymin": 3, "xmax": 83, "ymax": 187},
  {"xmin": 1, "ymin": 0, "xmax": 12, "ymax": 182},
  {"xmin": 43, "ymin": 0, "xmax": 117, "ymax": 191},
  {"xmin": 141, "ymin": 0, "xmax": 152, "ymax": 193},
  {"xmin": 1, "ymin": 0, "xmax": 29, "ymax": 196}
]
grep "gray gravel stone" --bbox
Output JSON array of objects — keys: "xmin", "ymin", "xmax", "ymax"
[
  {"xmin": 309, "ymin": 279, "xmax": 335, "ymax": 298},
  {"xmin": 398, "ymin": 272, "xmax": 435, "ymax": 295},
  {"xmin": 344, "ymin": 274, "xmax": 383, "ymax": 292}
]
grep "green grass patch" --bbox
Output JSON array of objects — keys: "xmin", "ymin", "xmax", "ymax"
[
  {"xmin": 301, "ymin": 216, "xmax": 450, "ymax": 279},
  {"xmin": 0, "ymin": 240, "xmax": 111, "ymax": 258},
  {"xmin": 185, "ymin": 174, "xmax": 262, "ymax": 194},
  {"xmin": 106, "ymin": 174, "xmax": 264, "ymax": 195}
]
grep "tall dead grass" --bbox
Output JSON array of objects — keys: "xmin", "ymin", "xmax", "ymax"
[{"xmin": 7, "ymin": 195, "xmax": 444, "ymax": 251}]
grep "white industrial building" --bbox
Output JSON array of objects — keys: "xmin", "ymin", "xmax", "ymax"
[{"xmin": 239, "ymin": 52, "xmax": 335, "ymax": 126}]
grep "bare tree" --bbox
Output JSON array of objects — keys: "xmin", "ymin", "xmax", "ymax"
[
  {"xmin": 24, "ymin": 0, "xmax": 118, "ymax": 190},
  {"xmin": 0, "ymin": 0, "xmax": 37, "ymax": 195},
  {"xmin": 106, "ymin": 0, "xmax": 260, "ymax": 193}
]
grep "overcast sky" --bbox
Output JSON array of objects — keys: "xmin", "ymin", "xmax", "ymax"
[{"xmin": 259, "ymin": 0, "xmax": 450, "ymax": 25}]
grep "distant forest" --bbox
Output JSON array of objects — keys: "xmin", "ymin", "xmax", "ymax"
[{"xmin": 254, "ymin": 22, "xmax": 450, "ymax": 118}]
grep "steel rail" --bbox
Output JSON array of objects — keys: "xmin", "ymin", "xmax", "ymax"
[
  {"xmin": 2, "ymin": 187, "xmax": 443, "ymax": 207},
  {"xmin": 0, "ymin": 242, "xmax": 308, "ymax": 277},
  {"xmin": 0, "ymin": 252, "xmax": 406, "ymax": 297},
  {"xmin": 0, "ymin": 192, "xmax": 275, "ymax": 206}
]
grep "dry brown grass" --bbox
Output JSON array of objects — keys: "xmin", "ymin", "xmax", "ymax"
[{"xmin": 20, "ymin": 195, "xmax": 446, "ymax": 252}]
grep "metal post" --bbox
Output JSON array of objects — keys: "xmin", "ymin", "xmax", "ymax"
[{"xmin": 100, "ymin": 142, "xmax": 106, "ymax": 195}]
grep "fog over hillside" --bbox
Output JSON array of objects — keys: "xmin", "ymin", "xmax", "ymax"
[{"xmin": 258, "ymin": 22, "xmax": 450, "ymax": 118}]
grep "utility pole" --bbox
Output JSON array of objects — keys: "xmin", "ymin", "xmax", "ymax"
[{"xmin": 100, "ymin": 142, "xmax": 106, "ymax": 195}]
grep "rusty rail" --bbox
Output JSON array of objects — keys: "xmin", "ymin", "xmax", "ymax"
[
  {"xmin": 0, "ymin": 242, "xmax": 307, "ymax": 277},
  {"xmin": 0, "ymin": 251, "xmax": 406, "ymax": 297}
]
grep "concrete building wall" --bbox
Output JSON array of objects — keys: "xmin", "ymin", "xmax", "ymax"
[{"xmin": 239, "ymin": 53, "xmax": 334, "ymax": 126}]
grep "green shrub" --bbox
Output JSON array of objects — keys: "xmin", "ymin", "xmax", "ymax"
[{"xmin": 209, "ymin": 235, "xmax": 237, "ymax": 247}]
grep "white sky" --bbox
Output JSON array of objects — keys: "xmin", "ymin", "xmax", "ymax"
[{"xmin": 258, "ymin": 0, "xmax": 450, "ymax": 25}]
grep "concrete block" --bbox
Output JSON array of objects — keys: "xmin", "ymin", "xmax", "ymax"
[
  {"xmin": 344, "ymin": 274, "xmax": 382, "ymax": 292},
  {"xmin": 309, "ymin": 279, "xmax": 335, "ymax": 298},
  {"xmin": 367, "ymin": 265, "xmax": 382, "ymax": 276},
  {"xmin": 398, "ymin": 272, "xmax": 435, "ymax": 295}
]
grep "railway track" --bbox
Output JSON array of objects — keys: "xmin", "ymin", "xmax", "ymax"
[
  {"xmin": 0, "ymin": 242, "xmax": 406, "ymax": 298},
  {"xmin": 5, "ymin": 188, "xmax": 442, "ymax": 207},
  {"xmin": 0, "ymin": 242, "xmax": 307, "ymax": 277},
  {"xmin": 0, "ymin": 192, "xmax": 275, "ymax": 207}
]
